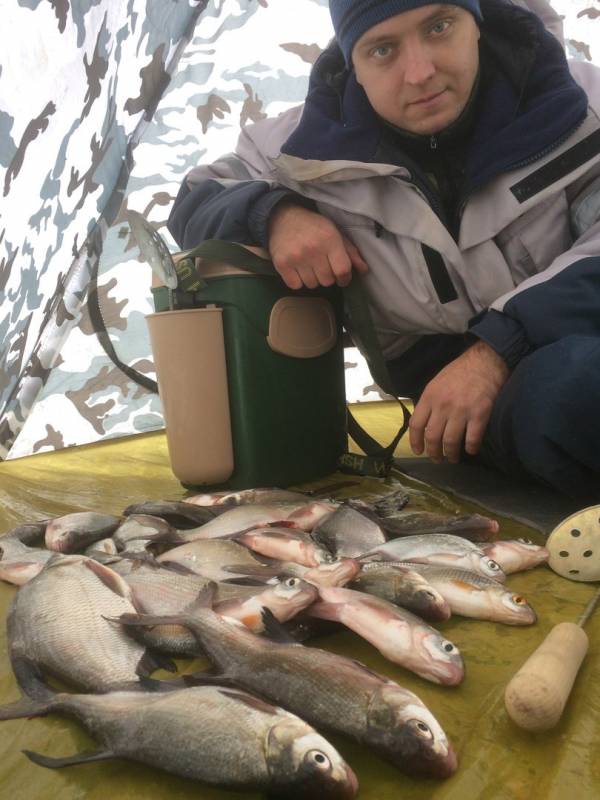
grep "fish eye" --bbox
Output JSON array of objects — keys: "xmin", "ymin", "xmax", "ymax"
[
  {"xmin": 410, "ymin": 719, "xmax": 433, "ymax": 739},
  {"xmin": 306, "ymin": 750, "xmax": 331, "ymax": 770},
  {"xmin": 484, "ymin": 558, "xmax": 501, "ymax": 572},
  {"xmin": 423, "ymin": 590, "xmax": 437, "ymax": 602},
  {"xmin": 511, "ymin": 594, "xmax": 526, "ymax": 606},
  {"xmin": 320, "ymin": 552, "xmax": 336, "ymax": 564},
  {"xmin": 442, "ymin": 640, "xmax": 456, "ymax": 653},
  {"xmin": 285, "ymin": 577, "xmax": 299, "ymax": 588},
  {"xmin": 518, "ymin": 538, "xmax": 533, "ymax": 545}
]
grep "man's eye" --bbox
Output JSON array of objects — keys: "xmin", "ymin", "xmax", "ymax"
[
  {"xmin": 430, "ymin": 20, "xmax": 451, "ymax": 35},
  {"xmin": 371, "ymin": 45, "xmax": 392, "ymax": 59}
]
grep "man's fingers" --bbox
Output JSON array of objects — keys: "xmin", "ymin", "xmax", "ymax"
[
  {"xmin": 464, "ymin": 415, "xmax": 488, "ymax": 456},
  {"xmin": 294, "ymin": 265, "xmax": 320, "ymax": 289},
  {"xmin": 344, "ymin": 238, "xmax": 369, "ymax": 274},
  {"xmin": 328, "ymin": 244, "xmax": 354, "ymax": 287},
  {"xmin": 409, "ymin": 401, "xmax": 431, "ymax": 456},
  {"xmin": 442, "ymin": 416, "xmax": 468, "ymax": 464},
  {"xmin": 276, "ymin": 264, "xmax": 304, "ymax": 290},
  {"xmin": 312, "ymin": 256, "xmax": 339, "ymax": 287},
  {"xmin": 423, "ymin": 416, "xmax": 445, "ymax": 464}
]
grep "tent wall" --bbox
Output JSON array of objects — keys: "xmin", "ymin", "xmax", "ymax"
[{"xmin": 0, "ymin": 0, "xmax": 598, "ymax": 460}]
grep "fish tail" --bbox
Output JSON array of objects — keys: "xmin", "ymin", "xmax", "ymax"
[
  {"xmin": 0, "ymin": 658, "xmax": 57, "ymax": 720},
  {"xmin": 11, "ymin": 657, "xmax": 57, "ymax": 703},
  {"xmin": 0, "ymin": 696, "xmax": 53, "ymax": 721}
]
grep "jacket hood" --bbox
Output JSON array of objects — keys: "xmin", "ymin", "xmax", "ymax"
[{"xmin": 281, "ymin": 0, "xmax": 589, "ymax": 189}]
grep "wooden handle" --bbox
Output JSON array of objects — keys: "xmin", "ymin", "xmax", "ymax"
[{"xmin": 504, "ymin": 622, "xmax": 589, "ymax": 732}]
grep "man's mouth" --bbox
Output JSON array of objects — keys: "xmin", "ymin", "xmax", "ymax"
[{"xmin": 410, "ymin": 89, "xmax": 446, "ymax": 105}]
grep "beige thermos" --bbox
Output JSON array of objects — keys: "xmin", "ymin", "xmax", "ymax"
[{"xmin": 146, "ymin": 306, "xmax": 234, "ymax": 485}]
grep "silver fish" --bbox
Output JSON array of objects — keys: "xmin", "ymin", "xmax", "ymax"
[
  {"xmin": 0, "ymin": 542, "xmax": 53, "ymax": 586},
  {"xmin": 181, "ymin": 502, "xmax": 338, "ymax": 540},
  {"xmin": 7, "ymin": 555, "xmax": 168, "ymax": 692},
  {"xmin": 234, "ymin": 526, "xmax": 336, "ymax": 567},
  {"xmin": 376, "ymin": 511, "xmax": 500, "ymax": 542},
  {"xmin": 113, "ymin": 514, "xmax": 178, "ymax": 553},
  {"xmin": 312, "ymin": 505, "xmax": 387, "ymax": 558},
  {"xmin": 0, "ymin": 675, "xmax": 358, "ymax": 799},
  {"xmin": 156, "ymin": 538, "xmax": 270, "ymax": 581},
  {"xmin": 84, "ymin": 538, "xmax": 119, "ymax": 557},
  {"xmin": 185, "ymin": 487, "xmax": 312, "ymax": 507},
  {"xmin": 214, "ymin": 577, "xmax": 319, "ymax": 632},
  {"xmin": 114, "ymin": 559, "xmax": 316, "ymax": 653},
  {"xmin": 0, "ymin": 522, "xmax": 47, "ymax": 550},
  {"xmin": 0, "ymin": 523, "xmax": 53, "ymax": 585},
  {"xmin": 45, "ymin": 512, "xmax": 121, "ymax": 553},
  {"xmin": 309, "ymin": 586, "xmax": 464, "ymax": 685},
  {"xmin": 123, "ymin": 500, "xmax": 217, "ymax": 529},
  {"xmin": 398, "ymin": 563, "xmax": 537, "ymax": 625},
  {"xmin": 361, "ymin": 533, "xmax": 506, "ymax": 581},
  {"xmin": 350, "ymin": 563, "xmax": 451, "ymax": 622},
  {"xmin": 118, "ymin": 594, "xmax": 458, "ymax": 779},
  {"xmin": 478, "ymin": 539, "xmax": 549, "ymax": 574}
]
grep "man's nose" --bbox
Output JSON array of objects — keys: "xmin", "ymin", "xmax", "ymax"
[{"xmin": 403, "ymin": 41, "xmax": 436, "ymax": 85}]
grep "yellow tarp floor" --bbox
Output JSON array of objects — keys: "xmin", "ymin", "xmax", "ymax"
[{"xmin": 1, "ymin": 402, "xmax": 599, "ymax": 800}]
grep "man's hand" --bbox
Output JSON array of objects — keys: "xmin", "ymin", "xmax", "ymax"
[
  {"xmin": 268, "ymin": 203, "xmax": 369, "ymax": 289},
  {"xmin": 409, "ymin": 340, "xmax": 510, "ymax": 464}
]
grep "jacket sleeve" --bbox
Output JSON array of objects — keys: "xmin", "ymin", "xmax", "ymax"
[
  {"xmin": 468, "ymin": 178, "xmax": 600, "ymax": 368},
  {"xmin": 469, "ymin": 61, "xmax": 600, "ymax": 368},
  {"xmin": 167, "ymin": 114, "xmax": 315, "ymax": 250}
]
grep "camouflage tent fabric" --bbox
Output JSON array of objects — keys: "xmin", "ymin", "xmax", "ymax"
[{"xmin": 0, "ymin": 0, "xmax": 599, "ymax": 460}]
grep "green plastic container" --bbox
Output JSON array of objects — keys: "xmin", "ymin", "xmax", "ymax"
[{"xmin": 151, "ymin": 267, "xmax": 347, "ymax": 490}]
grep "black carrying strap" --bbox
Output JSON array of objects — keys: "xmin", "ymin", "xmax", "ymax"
[
  {"xmin": 183, "ymin": 240, "xmax": 411, "ymax": 476},
  {"xmin": 342, "ymin": 272, "xmax": 411, "ymax": 475},
  {"xmin": 88, "ymin": 257, "xmax": 159, "ymax": 393}
]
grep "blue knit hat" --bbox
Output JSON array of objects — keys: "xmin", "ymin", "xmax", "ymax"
[{"xmin": 330, "ymin": 1, "xmax": 483, "ymax": 64}]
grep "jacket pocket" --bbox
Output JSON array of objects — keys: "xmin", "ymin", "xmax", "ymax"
[{"xmin": 495, "ymin": 191, "xmax": 572, "ymax": 282}]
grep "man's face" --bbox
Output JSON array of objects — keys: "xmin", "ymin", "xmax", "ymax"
[{"xmin": 352, "ymin": 4, "xmax": 480, "ymax": 135}]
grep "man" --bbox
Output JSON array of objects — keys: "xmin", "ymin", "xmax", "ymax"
[{"xmin": 168, "ymin": 0, "xmax": 600, "ymax": 502}]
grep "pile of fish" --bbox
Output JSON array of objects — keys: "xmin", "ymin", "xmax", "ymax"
[{"xmin": 0, "ymin": 486, "xmax": 550, "ymax": 797}]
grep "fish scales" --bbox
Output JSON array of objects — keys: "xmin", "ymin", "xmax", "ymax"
[
  {"xmin": 8, "ymin": 557, "xmax": 149, "ymax": 691},
  {"xmin": 189, "ymin": 612, "xmax": 384, "ymax": 736},
  {"xmin": 2, "ymin": 685, "xmax": 357, "ymax": 797},
  {"xmin": 131, "ymin": 605, "xmax": 457, "ymax": 777}
]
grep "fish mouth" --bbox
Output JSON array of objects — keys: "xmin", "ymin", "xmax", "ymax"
[
  {"xmin": 405, "ymin": 743, "xmax": 459, "ymax": 779},
  {"xmin": 419, "ymin": 660, "xmax": 464, "ymax": 687},
  {"xmin": 344, "ymin": 765, "xmax": 359, "ymax": 799},
  {"xmin": 433, "ymin": 745, "xmax": 459, "ymax": 778}
]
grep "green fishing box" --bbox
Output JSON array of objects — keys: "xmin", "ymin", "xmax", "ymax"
[{"xmin": 149, "ymin": 248, "xmax": 348, "ymax": 490}]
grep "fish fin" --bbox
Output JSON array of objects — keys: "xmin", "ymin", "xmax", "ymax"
[
  {"xmin": 187, "ymin": 582, "xmax": 217, "ymax": 611},
  {"xmin": 260, "ymin": 608, "xmax": 300, "ymax": 644},
  {"xmin": 11, "ymin": 657, "xmax": 56, "ymax": 703},
  {"xmin": 84, "ymin": 551, "xmax": 121, "ymax": 565},
  {"xmin": 83, "ymin": 559, "xmax": 130, "ymax": 598},
  {"xmin": 0, "ymin": 697, "xmax": 53, "ymax": 721},
  {"xmin": 138, "ymin": 676, "xmax": 183, "ymax": 692},
  {"xmin": 23, "ymin": 749, "xmax": 116, "ymax": 769},
  {"xmin": 107, "ymin": 612, "xmax": 181, "ymax": 628},
  {"xmin": 220, "ymin": 577, "xmax": 269, "ymax": 586},
  {"xmin": 154, "ymin": 560, "xmax": 202, "ymax": 577},
  {"xmin": 222, "ymin": 564, "xmax": 280, "ymax": 578},
  {"xmin": 136, "ymin": 650, "xmax": 178, "ymax": 676},
  {"xmin": 183, "ymin": 670, "xmax": 234, "ymax": 688}
]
